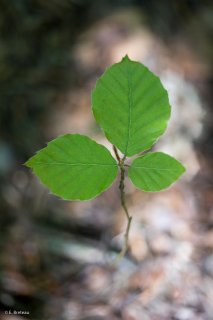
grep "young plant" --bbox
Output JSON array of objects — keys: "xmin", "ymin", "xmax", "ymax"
[{"xmin": 25, "ymin": 56, "xmax": 185, "ymax": 258}]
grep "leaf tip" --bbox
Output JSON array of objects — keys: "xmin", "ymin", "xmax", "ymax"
[
  {"xmin": 180, "ymin": 163, "xmax": 186, "ymax": 174},
  {"xmin": 122, "ymin": 54, "xmax": 130, "ymax": 61},
  {"xmin": 24, "ymin": 157, "xmax": 33, "ymax": 168}
]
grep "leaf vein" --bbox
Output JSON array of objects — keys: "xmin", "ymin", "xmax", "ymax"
[
  {"xmin": 132, "ymin": 166, "xmax": 180, "ymax": 171},
  {"xmin": 32, "ymin": 162, "xmax": 117, "ymax": 167},
  {"xmin": 124, "ymin": 62, "xmax": 132, "ymax": 155}
]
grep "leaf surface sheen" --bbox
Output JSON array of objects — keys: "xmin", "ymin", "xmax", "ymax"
[
  {"xmin": 129, "ymin": 152, "xmax": 185, "ymax": 191},
  {"xmin": 92, "ymin": 55, "xmax": 171, "ymax": 157},
  {"xmin": 26, "ymin": 134, "xmax": 118, "ymax": 200}
]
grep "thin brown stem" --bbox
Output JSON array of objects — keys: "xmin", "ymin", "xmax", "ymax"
[
  {"xmin": 113, "ymin": 156, "xmax": 132, "ymax": 264},
  {"xmin": 119, "ymin": 162, "xmax": 132, "ymax": 257},
  {"xmin": 113, "ymin": 145, "xmax": 121, "ymax": 163},
  {"xmin": 111, "ymin": 147, "xmax": 132, "ymax": 264}
]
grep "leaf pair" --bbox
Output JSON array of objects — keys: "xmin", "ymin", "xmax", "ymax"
[{"xmin": 26, "ymin": 56, "xmax": 185, "ymax": 200}]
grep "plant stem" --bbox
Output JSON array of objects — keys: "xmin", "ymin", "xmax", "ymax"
[
  {"xmin": 113, "ymin": 145, "xmax": 121, "ymax": 163},
  {"xmin": 118, "ymin": 160, "xmax": 132, "ymax": 259},
  {"xmin": 113, "ymin": 146, "xmax": 132, "ymax": 263}
]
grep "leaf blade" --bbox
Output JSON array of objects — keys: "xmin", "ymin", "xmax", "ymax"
[
  {"xmin": 128, "ymin": 152, "xmax": 185, "ymax": 192},
  {"xmin": 26, "ymin": 134, "xmax": 118, "ymax": 200},
  {"xmin": 92, "ymin": 56, "xmax": 171, "ymax": 157}
]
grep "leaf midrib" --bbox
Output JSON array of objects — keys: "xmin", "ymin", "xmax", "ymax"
[
  {"xmin": 132, "ymin": 166, "xmax": 181, "ymax": 171},
  {"xmin": 124, "ymin": 62, "xmax": 132, "ymax": 156},
  {"xmin": 31, "ymin": 162, "xmax": 117, "ymax": 167}
]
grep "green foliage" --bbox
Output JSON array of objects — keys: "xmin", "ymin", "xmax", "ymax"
[
  {"xmin": 26, "ymin": 134, "xmax": 118, "ymax": 200},
  {"xmin": 92, "ymin": 55, "xmax": 170, "ymax": 157},
  {"xmin": 26, "ymin": 56, "xmax": 185, "ymax": 201},
  {"xmin": 129, "ymin": 152, "xmax": 185, "ymax": 192}
]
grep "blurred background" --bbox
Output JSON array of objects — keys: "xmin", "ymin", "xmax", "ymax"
[{"xmin": 0, "ymin": 1, "xmax": 212, "ymax": 319}]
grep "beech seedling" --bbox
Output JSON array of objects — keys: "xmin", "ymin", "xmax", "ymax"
[{"xmin": 26, "ymin": 56, "xmax": 185, "ymax": 258}]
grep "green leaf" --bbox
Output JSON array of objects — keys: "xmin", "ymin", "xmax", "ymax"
[
  {"xmin": 92, "ymin": 55, "xmax": 171, "ymax": 157},
  {"xmin": 128, "ymin": 152, "xmax": 185, "ymax": 192},
  {"xmin": 25, "ymin": 134, "xmax": 118, "ymax": 200}
]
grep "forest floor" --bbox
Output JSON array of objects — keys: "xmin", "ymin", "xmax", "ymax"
[{"xmin": 0, "ymin": 8, "xmax": 212, "ymax": 320}]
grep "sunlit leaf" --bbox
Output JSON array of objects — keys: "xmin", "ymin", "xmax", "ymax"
[
  {"xmin": 128, "ymin": 152, "xmax": 185, "ymax": 191},
  {"xmin": 92, "ymin": 55, "xmax": 171, "ymax": 157},
  {"xmin": 26, "ymin": 134, "xmax": 118, "ymax": 200}
]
